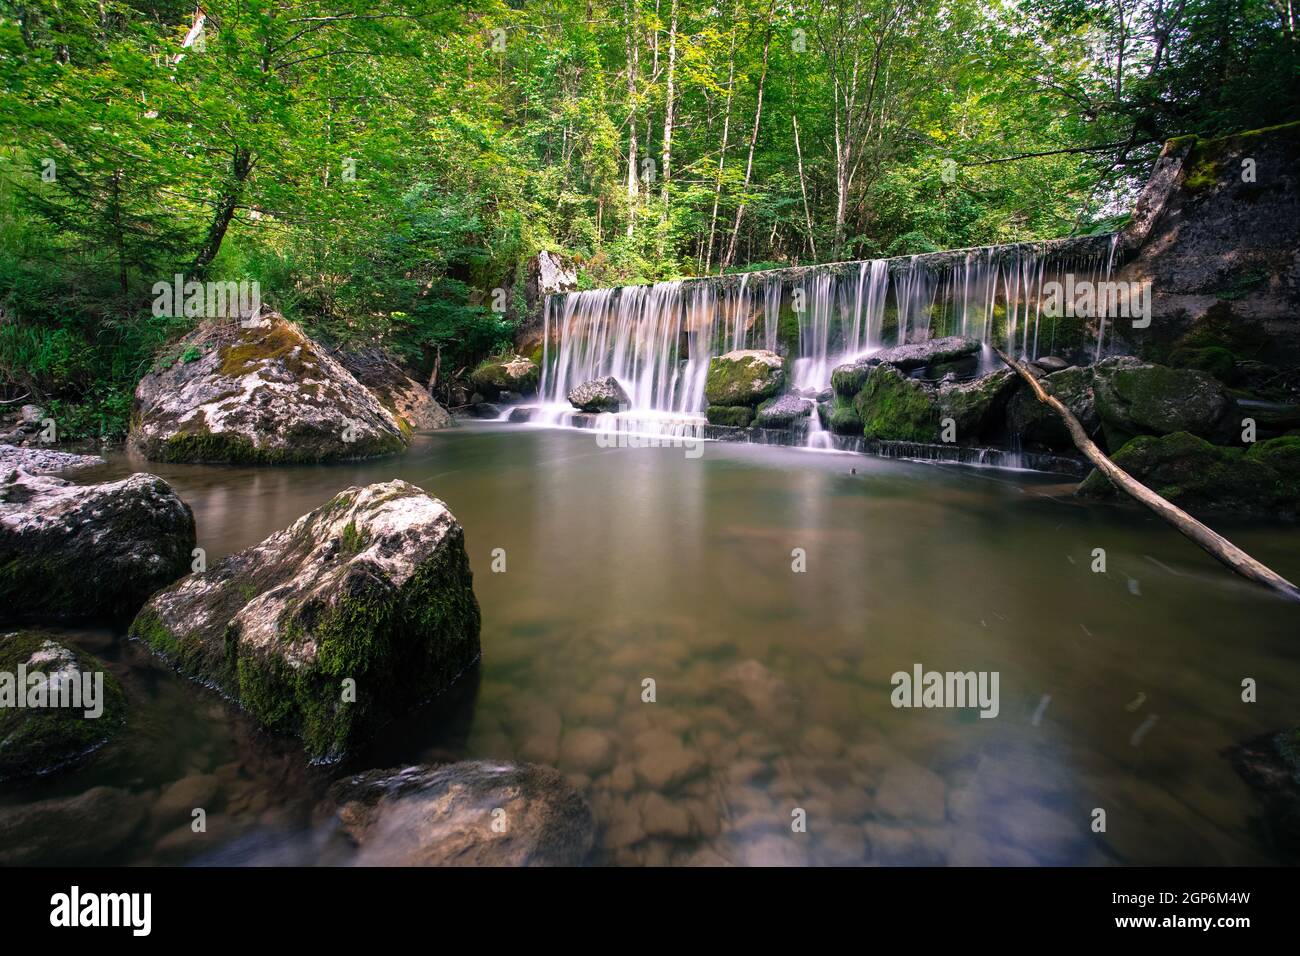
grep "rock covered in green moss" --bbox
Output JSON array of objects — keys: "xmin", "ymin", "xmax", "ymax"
[
  {"xmin": 1077, "ymin": 431, "xmax": 1298, "ymax": 516},
  {"xmin": 855, "ymin": 365, "xmax": 940, "ymax": 442},
  {"xmin": 706, "ymin": 405, "xmax": 755, "ymax": 427},
  {"xmin": 821, "ymin": 395, "xmax": 864, "ymax": 435},
  {"xmin": 831, "ymin": 360, "xmax": 877, "ymax": 397},
  {"xmin": 329, "ymin": 761, "xmax": 594, "ymax": 866},
  {"xmin": 131, "ymin": 313, "xmax": 409, "ymax": 465},
  {"xmin": 568, "ymin": 376, "xmax": 629, "ymax": 413},
  {"xmin": 937, "ymin": 369, "xmax": 1017, "ymax": 441},
  {"xmin": 0, "ymin": 632, "xmax": 127, "ymax": 780},
  {"xmin": 704, "ymin": 350, "xmax": 784, "ymax": 407},
  {"xmin": 1092, "ymin": 357, "xmax": 1233, "ymax": 447},
  {"xmin": 754, "ymin": 393, "xmax": 813, "ymax": 429},
  {"xmin": 336, "ymin": 347, "xmax": 452, "ymax": 431},
  {"xmin": 470, "ymin": 354, "xmax": 540, "ymax": 399},
  {"xmin": 0, "ymin": 469, "xmax": 195, "ymax": 624},
  {"xmin": 130, "ymin": 480, "xmax": 481, "ymax": 761},
  {"xmin": 1005, "ymin": 365, "xmax": 1101, "ymax": 449}
]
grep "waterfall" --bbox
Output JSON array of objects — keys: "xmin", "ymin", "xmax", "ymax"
[{"xmin": 539, "ymin": 235, "xmax": 1121, "ymax": 418}]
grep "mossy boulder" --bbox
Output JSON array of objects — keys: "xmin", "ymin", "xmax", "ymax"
[
  {"xmin": 822, "ymin": 395, "xmax": 864, "ymax": 435},
  {"xmin": 1092, "ymin": 357, "xmax": 1233, "ymax": 448},
  {"xmin": 0, "ymin": 632, "xmax": 127, "ymax": 780},
  {"xmin": 1169, "ymin": 345, "xmax": 1236, "ymax": 383},
  {"xmin": 831, "ymin": 360, "xmax": 877, "ymax": 398},
  {"xmin": 936, "ymin": 369, "xmax": 1017, "ymax": 442},
  {"xmin": 470, "ymin": 355, "xmax": 540, "ymax": 399},
  {"xmin": 754, "ymin": 393, "xmax": 813, "ymax": 429},
  {"xmin": 1077, "ymin": 431, "xmax": 1297, "ymax": 516},
  {"xmin": 567, "ymin": 376, "xmax": 629, "ymax": 413},
  {"xmin": 129, "ymin": 480, "xmax": 481, "ymax": 761},
  {"xmin": 131, "ymin": 313, "xmax": 409, "ymax": 464},
  {"xmin": 706, "ymin": 405, "xmax": 754, "ymax": 427},
  {"xmin": 1005, "ymin": 365, "xmax": 1101, "ymax": 449},
  {"xmin": 704, "ymin": 350, "xmax": 784, "ymax": 407},
  {"xmin": 0, "ymin": 469, "xmax": 195, "ymax": 625},
  {"xmin": 855, "ymin": 365, "xmax": 940, "ymax": 442},
  {"xmin": 329, "ymin": 761, "xmax": 595, "ymax": 866}
]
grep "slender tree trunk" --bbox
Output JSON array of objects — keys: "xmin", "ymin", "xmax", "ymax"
[
  {"xmin": 191, "ymin": 147, "xmax": 252, "ymax": 277},
  {"xmin": 660, "ymin": 0, "xmax": 678, "ymax": 211},
  {"xmin": 704, "ymin": 2, "xmax": 740, "ymax": 273},
  {"xmin": 722, "ymin": 23, "xmax": 772, "ymax": 270},
  {"xmin": 624, "ymin": 0, "xmax": 640, "ymax": 238},
  {"xmin": 792, "ymin": 114, "xmax": 817, "ymax": 260}
]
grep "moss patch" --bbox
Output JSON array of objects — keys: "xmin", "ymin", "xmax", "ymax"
[
  {"xmin": 855, "ymin": 365, "xmax": 940, "ymax": 442},
  {"xmin": 706, "ymin": 405, "xmax": 754, "ymax": 427}
]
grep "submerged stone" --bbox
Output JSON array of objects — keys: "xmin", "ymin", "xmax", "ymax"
[
  {"xmin": 329, "ymin": 760, "xmax": 594, "ymax": 866},
  {"xmin": 0, "ymin": 469, "xmax": 195, "ymax": 625},
  {"xmin": 130, "ymin": 480, "xmax": 481, "ymax": 761},
  {"xmin": 704, "ymin": 350, "xmax": 784, "ymax": 407},
  {"xmin": 131, "ymin": 313, "xmax": 409, "ymax": 464},
  {"xmin": 0, "ymin": 631, "xmax": 127, "ymax": 780}
]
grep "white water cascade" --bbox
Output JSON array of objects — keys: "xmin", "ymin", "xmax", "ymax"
[{"xmin": 538, "ymin": 237, "xmax": 1123, "ymax": 434}]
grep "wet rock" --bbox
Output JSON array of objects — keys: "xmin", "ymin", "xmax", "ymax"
[
  {"xmin": 0, "ymin": 632, "xmax": 127, "ymax": 779},
  {"xmin": 130, "ymin": 481, "xmax": 481, "ymax": 761},
  {"xmin": 739, "ymin": 834, "xmax": 810, "ymax": 866},
  {"xmin": 820, "ymin": 395, "xmax": 864, "ymax": 435},
  {"xmin": 1005, "ymin": 365, "xmax": 1100, "ymax": 449},
  {"xmin": 1077, "ymin": 431, "xmax": 1298, "ymax": 517},
  {"xmin": 705, "ymin": 405, "xmax": 754, "ymax": 427},
  {"xmin": 1091, "ymin": 357, "xmax": 1233, "ymax": 447},
  {"xmin": 855, "ymin": 365, "xmax": 940, "ymax": 442},
  {"xmin": 872, "ymin": 336, "xmax": 981, "ymax": 372},
  {"xmin": 640, "ymin": 792, "xmax": 693, "ymax": 838},
  {"xmin": 330, "ymin": 761, "xmax": 594, "ymax": 866},
  {"xmin": 704, "ymin": 350, "xmax": 784, "ymax": 407},
  {"xmin": 0, "ymin": 786, "xmax": 145, "ymax": 865},
  {"xmin": 819, "ymin": 824, "xmax": 868, "ymax": 865},
  {"xmin": 469, "ymin": 355, "xmax": 539, "ymax": 400},
  {"xmin": 753, "ymin": 393, "xmax": 814, "ymax": 429},
  {"xmin": 937, "ymin": 369, "xmax": 1017, "ymax": 441},
  {"xmin": 132, "ymin": 313, "xmax": 409, "ymax": 464},
  {"xmin": 335, "ymin": 347, "xmax": 452, "ymax": 431},
  {"xmin": 463, "ymin": 402, "xmax": 503, "ymax": 419},
  {"xmin": 0, "ymin": 469, "xmax": 195, "ymax": 625},
  {"xmin": 1031, "ymin": 355, "xmax": 1071, "ymax": 373},
  {"xmin": 153, "ymin": 773, "xmax": 221, "ymax": 828},
  {"xmin": 568, "ymin": 376, "xmax": 630, "ymax": 413},
  {"xmin": 0, "ymin": 444, "xmax": 104, "ymax": 475}
]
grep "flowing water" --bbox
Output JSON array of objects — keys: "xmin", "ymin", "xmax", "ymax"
[{"xmin": 5, "ymin": 422, "xmax": 1298, "ymax": 866}]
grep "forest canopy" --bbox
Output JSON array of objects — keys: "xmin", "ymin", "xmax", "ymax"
[{"xmin": 1, "ymin": 0, "xmax": 1297, "ymax": 437}]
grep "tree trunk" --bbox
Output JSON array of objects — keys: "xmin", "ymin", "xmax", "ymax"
[
  {"xmin": 722, "ymin": 22, "xmax": 772, "ymax": 270},
  {"xmin": 191, "ymin": 147, "xmax": 253, "ymax": 278},
  {"xmin": 997, "ymin": 349, "xmax": 1300, "ymax": 602},
  {"xmin": 624, "ymin": 0, "xmax": 640, "ymax": 238},
  {"xmin": 704, "ymin": 2, "xmax": 740, "ymax": 273},
  {"xmin": 792, "ymin": 114, "xmax": 817, "ymax": 260},
  {"xmin": 660, "ymin": 0, "xmax": 678, "ymax": 211}
]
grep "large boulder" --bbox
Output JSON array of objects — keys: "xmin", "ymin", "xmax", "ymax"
[
  {"xmin": 1077, "ymin": 432, "xmax": 1299, "ymax": 517},
  {"xmin": 1005, "ymin": 365, "xmax": 1100, "ymax": 449},
  {"xmin": 470, "ymin": 355, "xmax": 540, "ymax": 400},
  {"xmin": 705, "ymin": 350, "xmax": 784, "ymax": 407},
  {"xmin": 568, "ymin": 376, "xmax": 629, "ymax": 413},
  {"xmin": 0, "ymin": 632, "xmax": 126, "ymax": 780},
  {"xmin": 937, "ymin": 369, "xmax": 1017, "ymax": 441},
  {"xmin": 130, "ymin": 481, "xmax": 481, "ymax": 761},
  {"xmin": 131, "ymin": 313, "xmax": 409, "ymax": 464},
  {"xmin": 0, "ymin": 469, "xmax": 195, "ymax": 625},
  {"xmin": 1091, "ymin": 357, "xmax": 1233, "ymax": 448},
  {"xmin": 820, "ymin": 395, "xmax": 864, "ymax": 435},
  {"xmin": 335, "ymin": 348, "xmax": 452, "ymax": 432},
  {"xmin": 870, "ymin": 336, "xmax": 981, "ymax": 372},
  {"xmin": 855, "ymin": 365, "xmax": 940, "ymax": 442},
  {"xmin": 329, "ymin": 761, "xmax": 595, "ymax": 866},
  {"xmin": 753, "ymin": 393, "xmax": 814, "ymax": 429}
]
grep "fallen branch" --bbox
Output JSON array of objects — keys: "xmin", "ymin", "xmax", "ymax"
[{"xmin": 996, "ymin": 348, "xmax": 1300, "ymax": 602}]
